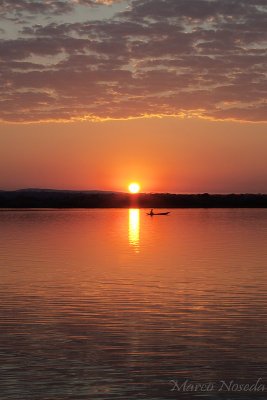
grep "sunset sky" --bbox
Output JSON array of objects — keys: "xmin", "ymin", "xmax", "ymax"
[{"xmin": 0, "ymin": 0, "xmax": 267, "ymax": 193}]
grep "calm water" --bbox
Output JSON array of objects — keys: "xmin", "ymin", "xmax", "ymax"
[{"xmin": 1, "ymin": 209, "xmax": 267, "ymax": 399}]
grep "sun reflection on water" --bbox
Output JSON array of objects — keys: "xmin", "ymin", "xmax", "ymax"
[{"xmin": 129, "ymin": 209, "xmax": 140, "ymax": 252}]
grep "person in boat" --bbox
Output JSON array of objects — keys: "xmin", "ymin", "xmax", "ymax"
[{"xmin": 149, "ymin": 209, "xmax": 154, "ymax": 215}]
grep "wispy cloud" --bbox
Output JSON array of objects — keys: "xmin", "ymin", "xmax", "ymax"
[
  {"xmin": 0, "ymin": 0, "xmax": 73, "ymax": 17},
  {"xmin": 0, "ymin": 0, "xmax": 122, "ymax": 17},
  {"xmin": 0, "ymin": 0, "xmax": 266, "ymax": 122}
]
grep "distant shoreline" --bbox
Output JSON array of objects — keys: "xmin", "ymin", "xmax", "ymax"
[{"xmin": 0, "ymin": 189, "xmax": 267, "ymax": 208}]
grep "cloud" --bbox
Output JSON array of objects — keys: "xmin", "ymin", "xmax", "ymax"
[
  {"xmin": 0, "ymin": 0, "xmax": 73, "ymax": 17},
  {"xmin": 0, "ymin": 0, "xmax": 121, "ymax": 19},
  {"xmin": 77, "ymin": 0, "xmax": 123, "ymax": 4},
  {"xmin": 0, "ymin": 0, "xmax": 267, "ymax": 122}
]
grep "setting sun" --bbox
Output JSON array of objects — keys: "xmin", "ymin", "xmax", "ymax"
[{"xmin": 129, "ymin": 183, "xmax": 140, "ymax": 193}]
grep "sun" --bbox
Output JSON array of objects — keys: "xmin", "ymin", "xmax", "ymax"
[{"xmin": 129, "ymin": 183, "xmax": 140, "ymax": 193}]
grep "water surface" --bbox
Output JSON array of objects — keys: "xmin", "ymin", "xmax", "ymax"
[{"xmin": 1, "ymin": 209, "xmax": 267, "ymax": 399}]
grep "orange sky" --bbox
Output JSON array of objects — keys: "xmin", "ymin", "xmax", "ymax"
[
  {"xmin": 1, "ymin": 117, "xmax": 267, "ymax": 193},
  {"xmin": 1, "ymin": 0, "xmax": 267, "ymax": 193}
]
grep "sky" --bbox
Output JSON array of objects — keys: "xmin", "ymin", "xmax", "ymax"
[{"xmin": 0, "ymin": 0, "xmax": 267, "ymax": 193}]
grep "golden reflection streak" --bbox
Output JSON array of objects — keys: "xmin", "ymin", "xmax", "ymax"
[{"xmin": 129, "ymin": 209, "xmax": 140, "ymax": 252}]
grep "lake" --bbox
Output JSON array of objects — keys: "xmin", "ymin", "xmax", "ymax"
[{"xmin": 1, "ymin": 209, "xmax": 267, "ymax": 399}]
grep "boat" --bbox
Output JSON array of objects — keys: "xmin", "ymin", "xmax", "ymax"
[{"xmin": 146, "ymin": 211, "xmax": 170, "ymax": 216}]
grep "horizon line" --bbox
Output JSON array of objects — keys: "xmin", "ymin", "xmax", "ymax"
[{"xmin": 0, "ymin": 188, "xmax": 266, "ymax": 196}]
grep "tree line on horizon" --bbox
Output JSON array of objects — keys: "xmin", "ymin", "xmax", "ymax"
[{"xmin": 0, "ymin": 190, "xmax": 267, "ymax": 208}]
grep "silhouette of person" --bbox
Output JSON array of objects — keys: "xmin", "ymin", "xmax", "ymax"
[{"xmin": 150, "ymin": 209, "xmax": 154, "ymax": 215}]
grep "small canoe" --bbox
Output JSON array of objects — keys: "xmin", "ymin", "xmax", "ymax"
[{"xmin": 146, "ymin": 212, "xmax": 170, "ymax": 216}]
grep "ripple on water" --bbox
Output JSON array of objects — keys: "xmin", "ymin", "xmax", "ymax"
[{"xmin": 0, "ymin": 209, "xmax": 267, "ymax": 399}]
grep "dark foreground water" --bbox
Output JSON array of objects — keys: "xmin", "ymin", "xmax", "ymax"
[{"xmin": 0, "ymin": 209, "xmax": 267, "ymax": 399}]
